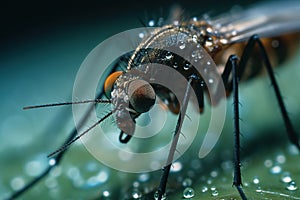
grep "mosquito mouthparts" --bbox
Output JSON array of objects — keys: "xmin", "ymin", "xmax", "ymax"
[{"xmin": 23, "ymin": 99, "xmax": 112, "ymax": 110}]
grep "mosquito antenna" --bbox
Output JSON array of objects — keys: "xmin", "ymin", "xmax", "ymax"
[
  {"xmin": 23, "ymin": 99, "xmax": 111, "ymax": 110},
  {"xmin": 47, "ymin": 110, "xmax": 115, "ymax": 158}
]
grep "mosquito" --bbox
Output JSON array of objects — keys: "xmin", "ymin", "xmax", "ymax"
[{"xmin": 7, "ymin": 1, "xmax": 300, "ymax": 199}]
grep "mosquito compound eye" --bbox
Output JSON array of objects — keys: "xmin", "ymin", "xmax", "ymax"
[
  {"xmin": 127, "ymin": 79, "xmax": 156, "ymax": 113},
  {"xmin": 104, "ymin": 71, "xmax": 123, "ymax": 98}
]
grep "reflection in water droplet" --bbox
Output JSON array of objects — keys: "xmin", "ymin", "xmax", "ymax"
[
  {"xmin": 183, "ymin": 187, "xmax": 195, "ymax": 198},
  {"xmin": 286, "ymin": 181, "xmax": 298, "ymax": 191}
]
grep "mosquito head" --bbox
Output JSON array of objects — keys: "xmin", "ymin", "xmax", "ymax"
[
  {"xmin": 105, "ymin": 70, "xmax": 156, "ymax": 114},
  {"xmin": 127, "ymin": 79, "xmax": 156, "ymax": 113}
]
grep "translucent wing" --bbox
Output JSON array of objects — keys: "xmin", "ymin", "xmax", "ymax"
[{"xmin": 211, "ymin": 1, "xmax": 300, "ymax": 43}]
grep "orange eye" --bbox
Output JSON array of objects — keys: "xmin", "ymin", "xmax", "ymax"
[{"xmin": 104, "ymin": 71, "xmax": 123, "ymax": 98}]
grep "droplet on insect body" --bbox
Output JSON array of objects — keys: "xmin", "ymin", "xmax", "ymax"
[{"xmin": 179, "ymin": 41, "xmax": 186, "ymax": 49}]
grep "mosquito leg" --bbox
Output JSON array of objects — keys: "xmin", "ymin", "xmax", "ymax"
[
  {"xmin": 156, "ymin": 77, "xmax": 193, "ymax": 200},
  {"xmin": 240, "ymin": 35, "xmax": 300, "ymax": 150},
  {"xmin": 231, "ymin": 55, "xmax": 248, "ymax": 199}
]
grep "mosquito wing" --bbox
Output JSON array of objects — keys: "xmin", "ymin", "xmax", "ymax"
[{"xmin": 211, "ymin": 1, "xmax": 300, "ymax": 43}]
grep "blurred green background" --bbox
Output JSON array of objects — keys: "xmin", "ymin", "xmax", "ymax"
[{"xmin": 1, "ymin": 0, "xmax": 300, "ymax": 199}]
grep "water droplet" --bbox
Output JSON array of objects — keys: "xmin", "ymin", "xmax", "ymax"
[
  {"xmin": 132, "ymin": 189, "xmax": 142, "ymax": 199},
  {"xmin": 102, "ymin": 190, "xmax": 110, "ymax": 197},
  {"xmin": 50, "ymin": 166, "xmax": 61, "ymax": 178},
  {"xmin": 191, "ymin": 51, "xmax": 197, "ymax": 58},
  {"xmin": 139, "ymin": 32, "xmax": 145, "ymax": 39},
  {"xmin": 138, "ymin": 173, "xmax": 150, "ymax": 182},
  {"xmin": 281, "ymin": 172, "xmax": 292, "ymax": 183},
  {"xmin": 133, "ymin": 181, "xmax": 140, "ymax": 188},
  {"xmin": 207, "ymin": 178, "xmax": 212, "ymax": 185},
  {"xmin": 49, "ymin": 158, "xmax": 56, "ymax": 166},
  {"xmin": 211, "ymin": 190, "xmax": 219, "ymax": 196},
  {"xmin": 179, "ymin": 41, "xmax": 186, "ymax": 49},
  {"xmin": 165, "ymin": 52, "xmax": 172, "ymax": 60},
  {"xmin": 171, "ymin": 161, "xmax": 182, "ymax": 172},
  {"xmin": 183, "ymin": 187, "xmax": 195, "ymax": 198},
  {"xmin": 208, "ymin": 78, "xmax": 214, "ymax": 84},
  {"xmin": 276, "ymin": 154, "xmax": 286, "ymax": 164},
  {"xmin": 253, "ymin": 177, "xmax": 260, "ymax": 184},
  {"xmin": 270, "ymin": 165, "xmax": 282, "ymax": 174},
  {"xmin": 10, "ymin": 177, "xmax": 25, "ymax": 191},
  {"xmin": 221, "ymin": 161, "xmax": 232, "ymax": 171},
  {"xmin": 256, "ymin": 187, "xmax": 262, "ymax": 193},
  {"xmin": 192, "ymin": 17, "xmax": 198, "ymax": 22},
  {"xmin": 286, "ymin": 181, "xmax": 298, "ymax": 191},
  {"xmin": 210, "ymin": 170, "xmax": 218, "ymax": 178},
  {"xmin": 231, "ymin": 30, "xmax": 237, "ymax": 36},
  {"xmin": 192, "ymin": 35, "xmax": 198, "ymax": 43},
  {"xmin": 67, "ymin": 167, "xmax": 80, "ymax": 180},
  {"xmin": 45, "ymin": 177, "xmax": 58, "ymax": 189},
  {"xmin": 184, "ymin": 63, "xmax": 191, "ymax": 70},
  {"xmin": 148, "ymin": 20, "xmax": 155, "ymax": 27},
  {"xmin": 264, "ymin": 159, "xmax": 273, "ymax": 168},
  {"xmin": 202, "ymin": 186, "xmax": 208, "ymax": 192},
  {"xmin": 173, "ymin": 62, "xmax": 178, "ymax": 68},
  {"xmin": 154, "ymin": 191, "xmax": 167, "ymax": 200},
  {"xmin": 182, "ymin": 178, "xmax": 193, "ymax": 187},
  {"xmin": 25, "ymin": 160, "xmax": 43, "ymax": 177}
]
